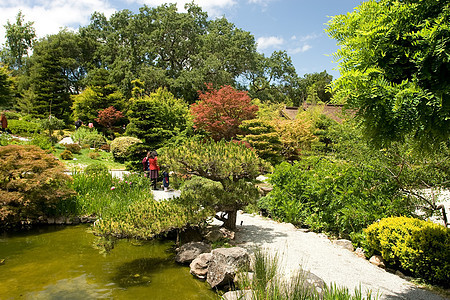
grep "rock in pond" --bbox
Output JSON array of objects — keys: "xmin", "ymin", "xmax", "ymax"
[{"xmin": 175, "ymin": 241, "xmax": 212, "ymax": 264}]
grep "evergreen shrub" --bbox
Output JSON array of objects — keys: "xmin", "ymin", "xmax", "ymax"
[
  {"xmin": 88, "ymin": 152, "xmax": 101, "ymax": 160},
  {"xmin": 60, "ymin": 150, "xmax": 73, "ymax": 160},
  {"xmin": 365, "ymin": 217, "xmax": 449, "ymax": 287},
  {"xmin": 8, "ymin": 119, "xmax": 40, "ymax": 136},
  {"xmin": 110, "ymin": 136, "xmax": 142, "ymax": 163},
  {"xmin": 65, "ymin": 143, "xmax": 82, "ymax": 154}
]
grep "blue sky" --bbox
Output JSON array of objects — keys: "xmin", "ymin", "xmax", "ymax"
[{"xmin": 0, "ymin": 0, "xmax": 363, "ymax": 79}]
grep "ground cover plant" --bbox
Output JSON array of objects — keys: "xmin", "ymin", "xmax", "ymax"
[{"xmin": 53, "ymin": 145, "xmax": 125, "ymax": 170}]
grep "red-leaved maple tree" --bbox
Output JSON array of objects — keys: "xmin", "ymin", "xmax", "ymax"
[
  {"xmin": 191, "ymin": 85, "xmax": 258, "ymax": 141},
  {"xmin": 95, "ymin": 106, "xmax": 124, "ymax": 129}
]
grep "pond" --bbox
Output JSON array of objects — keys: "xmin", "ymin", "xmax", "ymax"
[{"xmin": 0, "ymin": 224, "xmax": 218, "ymax": 300}]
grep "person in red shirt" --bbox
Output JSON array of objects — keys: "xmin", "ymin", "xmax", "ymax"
[{"xmin": 148, "ymin": 151, "xmax": 160, "ymax": 190}]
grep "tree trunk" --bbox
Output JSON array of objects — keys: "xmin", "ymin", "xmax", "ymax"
[{"xmin": 222, "ymin": 210, "xmax": 237, "ymax": 230}]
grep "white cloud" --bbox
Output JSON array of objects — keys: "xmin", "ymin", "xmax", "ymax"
[
  {"xmin": 247, "ymin": 0, "xmax": 273, "ymax": 6},
  {"xmin": 256, "ymin": 36, "xmax": 284, "ymax": 51},
  {"xmin": 289, "ymin": 44, "xmax": 312, "ymax": 54},
  {"xmin": 0, "ymin": 0, "xmax": 116, "ymax": 46},
  {"xmin": 130, "ymin": 0, "xmax": 237, "ymax": 16}
]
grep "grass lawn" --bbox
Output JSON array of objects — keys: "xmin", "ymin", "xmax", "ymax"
[{"xmin": 54, "ymin": 146, "xmax": 126, "ymax": 170}]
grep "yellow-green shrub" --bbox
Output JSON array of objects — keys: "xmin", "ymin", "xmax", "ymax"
[
  {"xmin": 60, "ymin": 150, "xmax": 73, "ymax": 160},
  {"xmin": 110, "ymin": 136, "xmax": 142, "ymax": 162},
  {"xmin": 365, "ymin": 216, "xmax": 449, "ymax": 286}
]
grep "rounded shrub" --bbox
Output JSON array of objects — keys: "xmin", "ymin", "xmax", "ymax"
[
  {"xmin": 365, "ymin": 216, "xmax": 449, "ymax": 287},
  {"xmin": 110, "ymin": 136, "xmax": 142, "ymax": 163},
  {"xmin": 65, "ymin": 143, "xmax": 82, "ymax": 154},
  {"xmin": 88, "ymin": 152, "xmax": 101, "ymax": 160},
  {"xmin": 60, "ymin": 150, "xmax": 73, "ymax": 160},
  {"xmin": 84, "ymin": 162, "xmax": 109, "ymax": 175}
]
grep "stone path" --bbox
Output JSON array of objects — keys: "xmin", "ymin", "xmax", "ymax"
[{"xmin": 230, "ymin": 212, "xmax": 448, "ymax": 300}]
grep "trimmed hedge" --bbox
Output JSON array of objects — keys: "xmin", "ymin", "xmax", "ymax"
[{"xmin": 365, "ymin": 216, "xmax": 449, "ymax": 286}]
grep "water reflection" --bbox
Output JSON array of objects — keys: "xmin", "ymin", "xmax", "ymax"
[{"xmin": 0, "ymin": 225, "xmax": 216, "ymax": 300}]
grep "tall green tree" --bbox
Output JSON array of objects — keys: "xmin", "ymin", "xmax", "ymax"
[
  {"xmin": 27, "ymin": 35, "xmax": 73, "ymax": 122},
  {"xmin": 126, "ymin": 87, "xmax": 189, "ymax": 149},
  {"xmin": 1, "ymin": 11, "xmax": 36, "ymax": 71},
  {"xmin": 248, "ymin": 51, "xmax": 299, "ymax": 104},
  {"xmin": 326, "ymin": 0, "xmax": 450, "ymax": 149},
  {"xmin": 0, "ymin": 63, "xmax": 15, "ymax": 107}
]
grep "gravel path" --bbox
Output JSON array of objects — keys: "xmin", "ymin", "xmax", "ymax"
[{"xmin": 231, "ymin": 211, "xmax": 448, "ymax": 300}]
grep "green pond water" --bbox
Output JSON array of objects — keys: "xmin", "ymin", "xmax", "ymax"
[{"xmin": 0, "ymin": 224, "xmax": 217, "ymax": 300}]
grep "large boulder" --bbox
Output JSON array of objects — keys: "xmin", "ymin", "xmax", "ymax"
[
  {"xmin": 206, "ymin": 247, "xmax": 249, "ymax": 289},
  {"xmin": 175, "ymin": 242, "xmax": 211, "ymax": 264},
  {"xmin": 190, "ymin": 253, "xmax": 212, "ymax": 280}
]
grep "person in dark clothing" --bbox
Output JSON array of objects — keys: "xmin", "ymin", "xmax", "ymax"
[
  {"xmin": 75, "ymin": 119, "xmax": 82, "ymax": 130},
  {"xmin": 162, "ymin": 171, "xmax": 169, "ymax": 191},
  {"xmin": 1, "ymin": 112, "xmax": 8, "ymax": 133}
]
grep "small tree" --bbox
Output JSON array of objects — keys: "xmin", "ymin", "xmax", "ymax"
[
  {"xmin": 162, "ymin": 138, "xmax": 271, "ymax": 229},
  {"xmin": 191, "ymin": 84, "xmax": 258, "ymax": 141},
  {"xmin": 95, "ymin": 106, "xmax": 124, "ymax": 139},
  {"xmin": 0, "ymin": 145, "xmax": 75, "ymax": 228},
  {"xmin": 39, "ymin": 115, "xmax": 64, "ymax": 144}
]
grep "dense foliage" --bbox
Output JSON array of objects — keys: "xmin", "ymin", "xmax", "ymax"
[
  {"xmin": 365, "ymin": 217, "xmax": 449, "ymax": 287},
  {"xmin": 68, "ymin": 171, "xmax": 211, "ymax": 240},
  {"xmin": 327, "ymin": 0, "xmax": 450, "ymax": 149},
  {"xmin": 261, "ymin": 159, "xmax": 413, "ymax": 236},
  {"xmin": 0, "ymin": 145, "xmax": 75, "ymax": 229},
  {"xmin": 162, "ymin": 138, "xmax": 271, "ymax": 229},
  {"xmin": 126, "ymin": 87, "xmax": 189, "ymax": 149},
  {"xmin": 109, "ymin": 136, "xmax": 142, "ymax": 163}
]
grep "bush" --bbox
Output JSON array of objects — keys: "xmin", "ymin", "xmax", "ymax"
[
  {"xmin": 8, "ymin": 119, "xmax": 40, "ymax": 136},
  {"xmin": 65, "ymin": 143, "xmax": 82, "ymax": 154},
  {"xmin": 60, "ymin": 150, "xmax": 73, "ymax": 160},
  {"xmin": 365, "ymin": 217, "xmax": 450, "ymax": 287},
  {"xmin": 263, "ymin": 158, "xmax": 414, "ymax": 235},
  {"xmin": 71, "ymin": 127, "xmax": 107, "ymax": 148},
  {"xmin": 84, "ymin": 162, "xmax": 109, "ymax": 175},
  {"xmin": 100, "ymin": 143, "xmax": 110, "ymax": 152},
  {"xmin": 110, "ymin": 136, "xmax": 142, "ymax": 163},
  {"xmin": 0, "ymin": 145, "xmax": 75, "ymax": 228},
  {"xmin": 28, "ymin": 133, "xmax": 53, "ymax": 151},
  {"xmin": 88, "ymin": 152, "xmax": 101, "ymax": 160}
]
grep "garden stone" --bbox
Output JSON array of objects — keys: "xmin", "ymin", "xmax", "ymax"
[
  {"xmin": 332, "ymin": 239, "xmax": 354, "ymax": 252},
  {"xmin": 190, "ymin": 253, "xmax": 212, "ymax": 279},
  {"xmin": 206, "ymin": 247, "xmax": 249, "ymax": 289},
  {"xmin": 175, "ymin": 241, "xmax": 211, "ymax": 264},
  {"xmin": 205, "ymin": 226, "xmax": 235, "ymax": 242},
  {"xmin": 354, "ymin": 247, "xmax": 366, "ymax": 259},
  {"xmin": 55, "ymin": 217, "xmax": 65, "ymax": 224},
  {"xmin": 222, "ymin": 290, "xmax": 252, "ymax": 300},
  {"xmin": 369, "ymin": 255, "xmax": 385, "ymax": 268}
]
